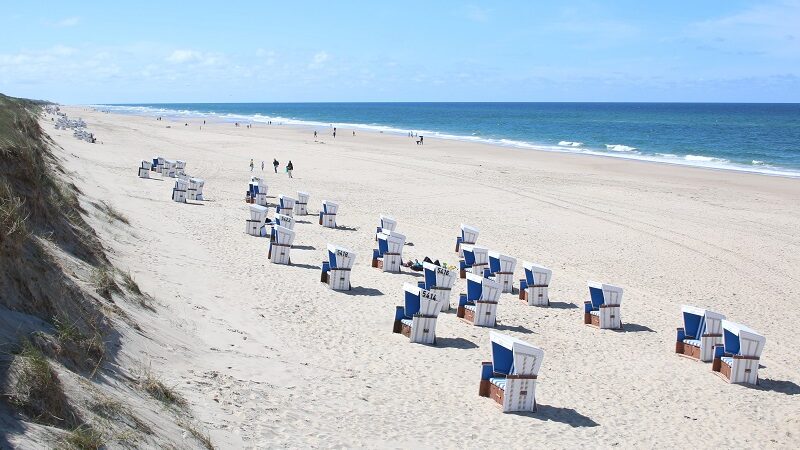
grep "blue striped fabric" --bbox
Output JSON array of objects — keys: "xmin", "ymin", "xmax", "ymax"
[
  {"xmin": 490, "ymin": 378, "xmax": 506, "ymax": 389},
  {"xmin": 683, "ymin": 339, "xmax": 701, "ymax": 347},
  {"xmin": 464, "ymin": 304, "xmax": 476, "ymax": 312},
  {"xmin": 721, "ymin": 356, "xmax": 734, "ymax": 366},
  {"xmin": 401, "ymin": 319, "xmax": 413, "ymax": 328}
]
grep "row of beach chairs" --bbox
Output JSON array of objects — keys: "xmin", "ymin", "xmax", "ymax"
[{"xmin": 136, "ymin": 157, "xmax": 205, "ymax": 203}]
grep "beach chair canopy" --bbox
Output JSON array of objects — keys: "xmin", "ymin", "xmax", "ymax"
[
  {"xmin": 377, "ymin": 230, "xmax": 406, "ymax": 255},
  {"xmin": 423, "ymin": 262, "xmax": 456, "ymax": 289},
  {"xmin": 249, "ymin": 204, "xmax": 269, "ymax": 221},
  {"xmin": 489, "ymin": 331, "xmax": 544, "ymax": 377},
  {"xmin": 271, "ymin": 225, "xmax": 295, "ymax": 246},
  {"xmin": 322, "ymin": 200, "xmax": 339, "ymax": 215},
  {"xmin": 462, "ymin": 245, "xmax": 489, "ymax": 266},
  {"xmin": 587, "ymin": 281, "xmax": 623, "ymax": 309},
  {"xmin": 279, "ymin": 195, "xmax": 296, "ymax": 208},
  {"xmin": 297, "ymin": 191, "xmax": 310, "ymax": 203},
  {"xmin": 721, "ymin": 320, "xmax": 766, "ymax": 358},
  {"xmin": 523, "ymin": 262, "xmax": 552, "ymax": 286},
  {"xmin": 327, "ymin": 244, "xmax": 356, "ymax": 269},
  {"xmin": 275, "ymin": 213, "xmax": 294, "ymax": 229},
  {"xmin": 466, "ymin": 272, "xmax": 501, "ymax": 302},
  {"xmin": 488, "ymin": 252, "xmax": 516, "ymax": 274},
  {"xmin": 681, "ymin": 305, "xmax": 725, "ymax": 340},
  {"xmin": 379, "ymin": 215, "xmax": 397, "ymax": 232},
  {"xmin": 174, "ymin": 179, "xmax": 188, "ymax": 189},
  {"xmin": 460, "ymin": 224, "xmax": 479, "ymax": 244},
  {"xmin": 402, "ymin": 283, "xmax": 440, "ymax": 317},
  {"xmin": 189, "ymin": 178, "xmax": 203, "ymax": 188}
]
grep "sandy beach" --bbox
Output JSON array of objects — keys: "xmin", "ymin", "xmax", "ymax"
[{"xmin": 42, "ymin": 106, "xmax": 800, "ymax": 448}]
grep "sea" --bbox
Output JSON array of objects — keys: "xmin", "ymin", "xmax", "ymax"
[{"xmin": 96, "ymin": 102, "xmax": 800, "ymax": 177}]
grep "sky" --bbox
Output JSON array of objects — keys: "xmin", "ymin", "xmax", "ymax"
[{"xmin": 1, "ymin": 0, "xmax": 799, "ymax": 103}]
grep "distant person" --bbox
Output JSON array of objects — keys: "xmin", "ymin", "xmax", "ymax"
[
  {"xmin": 273, "ymin": 158, "xmax": 279, "ymax": 173},
  {"xmin": 249, "ymin": 158, "xmax": 254, "ymax": 171},
  {"xmin": 314, "ymin": 130, "xmax": 317, "ymax": 138},
  {"xmin": 286, "ymin": 160, "xmax": 293, "ymax": 178},
  {"xmin": 203, "ymin": 120, "xmax": 206, "ymax": 124},
  {"xmin": 353, "ymin": 131, "xmax": 355, "ymax": 136},
  {"xmin": 261, "ymin": 160, "xmax": 265, "ymax": 171},
  {"xmin": 333, "ymin": 130, "xmax": 336, "ymax": 138}
]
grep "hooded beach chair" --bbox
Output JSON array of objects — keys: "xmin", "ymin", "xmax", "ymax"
[
  {"xmin": 392, "ymin": 283, "xmax": 444, "ymax": 344},
  {"xmin": 162, "ymin": 159, "xmax": 177, "ymax": 177},
  {"xmin": 711, "ymin": 320, "xmax": 766, "ymax": 385},
  {"xmin": 277, "ymin": 195, "xmax": 296, "ymax": 217},
  {"xmin": 376, "ymin": 215, "xmax": 397, "ymax": 235},
  {"xmin": 247, "ymin": 178, "xmax": 268, "ymax": 206},
  {"xmin": 188, "ymin": 178, "xmax": 204, "ymax": 201},
  {"xmin": 487, "ymin": 252, "xmax": 516, "ymax": 293},
  {"xmin": 176, "ymin": 160, "xmax": 186, "ymax": 176},
  {"xmin": 419, "ymin": 262, "xmax": 457, "ymax": 312},
  {"xmin": 479, "ymin": 332, "xmax": 544, "ymax": 413},
  {"xmin": 457, "ymin": 273, "xmax": 501, "ymax": 327},
  {"xmin": 274, "ymin": 213, "xmax": 295, "ymax": 230},
  {"xmin": 268, "ymin": 225, "xmax": 295, "ymax": 265},
  {"xmin": 583, "ymin": 282, "xmax": 624, "ymax": 330},
  {"xmin": 171, "ymin": 179, "xmax": 187, "ymax": 203},
  {"xmin": 138, "ymin": 160, "xmax": 151, "ymax": 178},
  {"xmin": 675, "ymin": 305, "xmax": 725, "ymax": 362},
  {"xmin": 372, "ymin": 230, "xmax": 406, "ymax": 273},
  {"xmin": 455, "ymin": 224, "xmax": 479, "ymax": 257},
  {"xmin": 245, "ymin": 204, "xmax": 269, "ymax": 236},
  {"xmin": 320, "ymin": 244, "xmax": 356, "ymax": 290},
  {"xmin": 319, "ymin": 201, "xmax": 338, "ymax": 228},
  {"xmin": 295, "ymin": 191, "xmax": 310, "ymax": 215},
  {"xmin": 519, "ymin": 262, "xmax": 552, "ymax": 306},
  {"xmin": 459, "ymin": 245, "xmax": 489, "ymax": 279}
]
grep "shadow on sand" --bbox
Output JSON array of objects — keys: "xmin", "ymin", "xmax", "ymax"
[
  {"xmin": 341, "ymin": 287, "xmax": 383, "ymax": 297},
  {"xmin": 436, "ymin": 337, "xmax": 479, "ymax": 349},
  {"xmin": 510, "ymin": 404, "xmax": 599, "ymax": 428}
]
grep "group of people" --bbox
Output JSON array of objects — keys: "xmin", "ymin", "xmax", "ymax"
[{"xmin": 250, "ymin": 158, "xmax": 293, "ymax": 178}]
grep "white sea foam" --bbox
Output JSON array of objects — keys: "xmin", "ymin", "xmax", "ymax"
[
  {"xmin": 558, "ymin": 141, "xmax": 584, "ymax": 147},
  {"xmin": 752, "ymin": 160, "xmax": 765, "ymax": 165},
  {"xmin": 605, "ymin": 144, "xmax": 638, "ymax": 152},
  {"xmin": 684, "ymin": 154, "xmax": 729, "ymax": 163}
]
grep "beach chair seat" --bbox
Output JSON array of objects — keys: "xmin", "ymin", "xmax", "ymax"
[
  {"xmin": 519, "ymin": 262, "xmax": 552, "ymax": 306},
  {"xmin": 675, "ymin": 305, "xmax": 725, "ymax": 362},
  {"xmin": 171, "ymin": 179, "xmax": 187, "ymax": 203},
  {"xmin": 245, "ymin": 204, "xmax": 269, "ymax": 236},
  {"xmin": 319, "ymin": 200, "xmax": 338, "ymax": 228},
  {"xmin": 457, "ymin": 273, "xmax": 501, "ymax": 327},
  {"xmin": 711, "ymin": 320, "xmax": 766, "ymax": 385},
  {"xmin": 583, "ymin": 282, "xmax": 623, "ymax": 330},
  {"xmin": 479, "ymin": 332, "xmax": 544, "ymax": 413},
  {"xmin": 321, "ymin": 244, "xmax": 355, "ymax": 290},
  {"xmin": 372, "ymin": 230, "xmax": 405, "ymax": 273},
  {"xmin": 295, "ymin": 191, "xmax": 309, "ymax": 215},
  {"xmin": 455, "ymin": 224, "xmax": 479, "ymax": 257},
  {"xmin": 459, "ymin": 245, "xmax": 489, "ymax": 278},
  {"xmin": 488, "ymin": 252, "xmax": 516, "ymax": 293},
  {"xmin": 392, "ymin": 284, "xmax": 443, "ymax": 344},
  {"xmin": 277, "ymin": 195, "xmax": 296, "ymax": 217},
  {"xmin": 268, "ymin": 225, "xmax": 295, "ymax": 265},
  {"xmin": 138, "ymin": 160, "xmax": 152, "ymax": 178}
]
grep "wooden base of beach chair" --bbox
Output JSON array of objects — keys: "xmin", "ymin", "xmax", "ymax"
[
  {"xmin": 327, "ymin": 268, "xmax": 351, "ymax": 291},
  {"xmin": 268, "ymin": 244, "xmax": 291, "ymax": 264},
  {"xmin": 172, "ymin": 189, "xmax": 186, "ymax": 203},
  {"xmin": 320, "ymin": 271, "xmax": 328, "ymax": 284},
  {"xmin": 712, "ymin": 355, "xmax": 759, "ymax": 384},
  {"xmin": 255, "ymin": 193, "xmax": 268, "ymax": 206},
  {"xmin": 245, "ymin": 197, "xmax": 254, "ymax": 204},
  {"xmin": 520, "ymin": 286, "xmax": 549, "ymax": 306},
  {"xmin": 676, "ymin": 341, "xmax": 702, "ymax": 360},
  {"xmin": 320, "ymin": 215, "xmax": 336, "ymax": 228},
  {"xmin": 376, "ymin": 254, "xmax": 401, "ymax": 273},
  {"xmin": 459, "ymin": 303, "xmax": 496, "ymax": 327},
  {"xmin": 460, "ymin": 269, "xmax": 466, "ymax": 279},
  {"xmin": 494, "ymin": 273, "xmax": 514, "ymax": 293},
  {"xmin": 245, "ymin": 220, "xmax": 262, "ymax": 236},
  {"xmin": 294, "ymin": 203, "xmax": 307, "ymax": 215},
  {"xmin": 585, "ymin": 305, "xmax": 622, "ymax": 330},
  {"xmin": 479, "ymin": 378, "xmax": 537, "ymax": 412},
  {"xmin": 138, "ymin": 167, "xmax": 150, "ymax": 178}
]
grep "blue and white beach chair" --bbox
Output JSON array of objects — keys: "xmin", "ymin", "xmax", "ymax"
[
  {"xmin": 712, "ymin": 320, "xmax": 766, "ymax": 385},
  {"xmin": 321, "ymin": 244, "xmax": 356, "ymax": 290},
  {"xmin": 188, "ymin": 178, "xmax": 204, "ymax": 201},
  {"xmin": 162, "ymin": 159, "xmax": 177, "ymax": 177},
  {"xmin": 276, "ymin": 195, "xmax": 296, "ymax": 217},
  {"xmin": 519, "ymin": 262, "xmax": 552, "ymax": 306},
  {"xmin": 171, "ymin": 179, "xmax": 187, "ymax": 203},
  {"xmin": 268, "ymin": 225, "xmax": 295, "ymax": 265},
  {"xmin": 372, "ymin": 230, "xmax": 405, "ymax": 273},
  {"xmin": 455, "ymin": 224, "xmax": 479, "ymax": 257},
  {"xmin": 138, "ymin": 160, "xmax": 151, "ymax": 178},
  {"xmin": 479, "ymin": 332, "xmax": 544, "ymax": 412},
  {"xmin": 419, "ymin": 262, "xmax": 457, "ymax": 312},
  {"xmin": 247, "ymin": 178, "xmax": 268, "ymax": 206},
  {"xmin": 392, "ymin": 283, "xmax": 444, "ymax": 344},
  {"xmin": 487, "ymin": 252, "xmax": 516, "ymax": 293},
  {"xmin": 245, "ymin": 204, "xmax": 269, "ymax": 236},
  {"xmin": 676, "ymin": 305, "xmax": 725, "ymax": 362},
  {"xmin": 459, "ymin": 245, "xmax": 489, "ymax": 279},
  {"xmin": 319, "ymin": 200, "xmax": 338, "ymax": 228},
  {"xmin": 295, "ymin": 191, "xmax": 309, "ymax": 215},
  {"xmin": 175, "ymin": 160, "xmax": 186, "ymax": 176},
  {"xmin": 583, "ymin": 282, "xmax": 624, "ymax": 330},
  {"xmin": 457, "ymin": 273, "xmax": 501, "ymax": 327}
]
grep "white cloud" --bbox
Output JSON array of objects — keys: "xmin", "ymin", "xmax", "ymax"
[
  {"xmin": 54, "ymin": 16, "xmax": 80, "ymax": 27},
  {"xmin": 308, "ymin": 51, "xmax": 329, "ymax": 69},
  {"xmin": 166, "ymin": 49, "xmax": 221, "ymax": 65}
]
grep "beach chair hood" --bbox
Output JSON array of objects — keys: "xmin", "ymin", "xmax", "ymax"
[
  {"xmin": 489, "ymin": 331, "xmax": 544, "ymax": 377},
  {"xmin": 327, "ymin": 244, "xmax": 356, "ymax": 269},
  {"xmin": 523, "ymin": 262, "xmax": 552, "ymax": 286},
  {"xmin": 422, "ymin": 262, "xmax": 456, "ymax": 289},
  {"xmin": 721, "ymin": 320, "xmax": 766, "ymax": 358}
]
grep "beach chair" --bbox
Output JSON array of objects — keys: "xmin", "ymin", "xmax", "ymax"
[
  {"xmin": 162, "ymin": 159, "xmax": 177, "ymax": 177},
  {"xmin": 419, "ymin": 262, "xmax": 457, "ymax": 312},
  {"xmin": 245, "ymin": 204, "xmax": 269, "ymax": 236},
  {"xmin": 675, "ymin": 305, "xmax": 725, "ymax": 362},
  {"xmin": 487, "ymin": 252, "xmax": 516, "ymax": 293},
  {"xmin": 138, "ymin": 160, "xmax": 151, "ymax": 178},
  {"xmin": 376, "ymin": 215, "xmax": 397, "ymax": 235},
  {"xmin": 152, "ymin": 157, "xmax": 164, "ymax": 173},
  {"xmin": 274, "ymin": 213, "xmax": 295, "ymax": 230},
  {"xmin": 268, "ymin": 225, "xmax": 295, "ymax": 265},
  {"xmin": 175, "ymin": 160, "xmax": 186, "ymax": 176},
  {"xmin": 479, "ymin": 332, "xmax": 544, "ymax": 413},
  {"xmin": 247, "ymin": 178, "xmax": 268, "ymax": 206},
  {"xmin": 711, "ymin": 320, "xmax": 766, "ymax": 385},
  {"xmin": 455, "ymin": 224, "xmax": 479, "ymax": 257},
  {"xmin": 372, "ymin": 230, "xmax": 406, "ymax": 273},
  {"xmin": 320, "ymin": 244, "xmax": 355, "ymax": 290},
  {"xmin": 295, "ymin": 191, "xmax": 309, "ymax": 215},
  {"xmin": 188, "ymin": 178, "xmax": 204, "ymax": 201},
  {"xmin": 583, "ymin": 282, "xmax": 624, "ymax": 330},
  {"xmin": 519, "ymin": 262, "xmax": 552, "ymax": 306},
  {"xmin": 392, "ymin": 283, "xmax": 444, "ymax": 344},
  {"xmin": 459, "ymin": 245, "xmax": 489, "ymax": 279},
  {"xmin": 457, "ymin": 273, "xmax": 501, "ymax": 327},
  {"xmin": 171, "ymin": 179, "xmax": 187, "ymax": 203},
  {"xmin": 319, "ymin": 201, "xmax": 338, "ymax": 228},
  {"xmin": 277, "ymin": 195, "xmax": 296, "ymax": 217}
]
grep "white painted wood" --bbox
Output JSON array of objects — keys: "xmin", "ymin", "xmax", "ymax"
[{"xmin": 526, "ymin": 286, "xmax": 549, "ymax": 306}]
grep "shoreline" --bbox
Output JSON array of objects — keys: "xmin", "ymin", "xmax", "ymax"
[{"xmin": 87, "ymin": 103, "xmax": 800, "ymax": 179}]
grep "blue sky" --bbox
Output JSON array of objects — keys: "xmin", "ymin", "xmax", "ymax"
[{"xmin": 1, "ymin": 1, "xmax": 799, "ymax": 103}]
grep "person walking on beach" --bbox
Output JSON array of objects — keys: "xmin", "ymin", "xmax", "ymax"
[
  {"xmin": 261, "ymin": 160, "xmax": 264, "ymax": 171},
  {"xmin": 272, "ymin": 158, "xmax": 279, "ymax": 173},
  {"xmin": 314, "ymin": 130, "xmax": 317, "ymax": 139},
  {"xmin": 249, "ymin": 158, "xmax": 254, "ymax": 172},
  {"xmin": 286, "ymin": 160, "xmax": 294, "ymax": 178}
]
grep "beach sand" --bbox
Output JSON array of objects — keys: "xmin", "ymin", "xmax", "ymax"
[{"xmin": 45, "ymin": 107, "xmax": 800, "ymax": 448}]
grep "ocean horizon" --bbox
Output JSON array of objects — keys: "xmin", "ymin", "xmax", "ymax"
[{"xmin": 96, "ymin": 102, "xmax": 800, "ymax": 177}]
